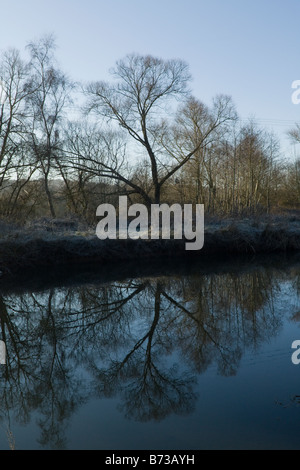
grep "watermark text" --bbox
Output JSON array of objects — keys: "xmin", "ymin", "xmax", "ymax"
[
  {"xmin": 0, "ymin": 80, "xmax": 6, "ymax": 105},
  {"xmin": 292, "ymin": 80, "xmax": 300, "ymax": 104},
  {"xmin": 96, "ymin": 196, "xmax": 204, "ymax": 250},
  {"xmin": 291, "ymin": 340, "xmax": 300, "ymax": 364}
]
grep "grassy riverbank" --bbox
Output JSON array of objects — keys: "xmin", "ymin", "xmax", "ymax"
[{"xmin": 0, "ymin": 212, "xmax": 300, "ymax": 277}]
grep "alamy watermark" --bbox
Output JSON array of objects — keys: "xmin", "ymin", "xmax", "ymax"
[
  {"xmin": 291, "ymin": 80, "xmax": 300, "ymax": 104},
  {"xmin": 0, "ymin": 80, "xmax": 6, "ymax": 105},
  {"xmin": 291, "ymin": 340, "xmax": 300, "ymax": 364},
  {"xmin": 95, "ymin": 196, "xmax": 204, "ymax": 250}
]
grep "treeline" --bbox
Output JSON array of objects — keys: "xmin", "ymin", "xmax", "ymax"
[{"xmin": 0, "ymin": 34, "xmax": 299, "ymax": 224}]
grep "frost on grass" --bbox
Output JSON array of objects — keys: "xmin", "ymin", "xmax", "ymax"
[{"xmin": 0, "ymin": 214, "xmax": 300, "ymax": 275}]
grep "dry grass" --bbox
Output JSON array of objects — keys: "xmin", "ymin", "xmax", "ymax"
[{"xmin": 0, "ymin": 214, "xmax": 299, "ymax": 277}]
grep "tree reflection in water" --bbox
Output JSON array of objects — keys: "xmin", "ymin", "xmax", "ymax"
[{"xmin": 0, "ymin": 264, "xmax": 287, "ymax": 448}]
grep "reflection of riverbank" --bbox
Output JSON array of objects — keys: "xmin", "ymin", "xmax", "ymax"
[
  {"xmin": 0, "ymin": 215, "xmax": 300, "ymax": 281},
  {"xmin": 0, "ymin": 259, "xmax": 293, "ymax": 448},
  {"xmin": 0, "ymin": 252, "xmax": 300, "ymax": 294},
  {"xmin": 1, "ymin": 247, "xmax": 300, "ymax": 295}
]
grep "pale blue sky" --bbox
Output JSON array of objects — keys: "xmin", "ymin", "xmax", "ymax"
[{"xmin": 0, "ymin": 0, "xmax": 299, "ymax": 156}]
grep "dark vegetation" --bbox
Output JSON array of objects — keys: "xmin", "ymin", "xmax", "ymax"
[{"xmin": 1, "ymin": 34, "xmax": 300, "ymax": 276}]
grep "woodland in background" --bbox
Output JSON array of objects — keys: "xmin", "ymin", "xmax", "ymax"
[{"xmin": 1, "ymin": 34, "xmax": 300, "ymax": 226}]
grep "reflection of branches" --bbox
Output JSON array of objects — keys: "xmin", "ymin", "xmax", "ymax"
[
  {"xmin": 121, "ymin": 362, "xmax": 196, "ymax": 422},
  {"xmin": 0, "ymin": 263, "xmax": 286, "ymax": 446},
  {"xmin": 0, "ymin": 290, "xmax": 88, "ymax": 449},
  {"xmin": 91, "ymin": 281, "xmax": 197, "ymax": 421},
  {"xmin": 62, "ymin": 282, "xmax": 149, "ymax": 355},
  {"xmin": 0, "ymin": 423, "xmax": 15, "ymax": 450},
  {"xmin": 275, "ymin": 395, "xmax": 300, "ymax": 408},
  {"xmin": 74, "ymin": 282, "xmax": 147, "ymax": 323},
  {"xmin": 161, "ymin": 288, "xmax": 242, "ymax": 376},
  {"xmin": 123, "ymin": 282, "xmax": 196, "ymax": 421},
  {"xmin": 0, "ymin": 296, "xmax": 26, "ymax": 378}
]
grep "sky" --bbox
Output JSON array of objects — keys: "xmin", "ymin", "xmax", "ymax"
[{"xmin": 0, "ymin": 0, "xmax": 300, "ymax": 158}]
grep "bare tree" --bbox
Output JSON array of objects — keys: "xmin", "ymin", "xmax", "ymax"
[
  {"xmin": 288, "ymin": 123, "xmax": 300, "ymax": 145},
  {"xmin": 25, "ymin": 34, "xmax": 73, "ymax": 217},
  {"xmin": 0, "ymin": 48, "xmax": 37, "ymax": 216},
  {"xmin": 82, "ymin": 53, "xmax": 237, "ymax": 205},
  {"xmin": 55, "ymin": 120, "xmax": 127, "ymax": 219}
]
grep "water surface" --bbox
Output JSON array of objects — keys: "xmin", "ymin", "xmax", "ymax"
[{"xmin": 0, "ymin": 254, "xmax": 300, "ymax": 450}]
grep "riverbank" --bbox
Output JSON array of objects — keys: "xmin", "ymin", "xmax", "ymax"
[{"xmin": 0, "ymin": 214, "xmax": 300, "ymax": 278}]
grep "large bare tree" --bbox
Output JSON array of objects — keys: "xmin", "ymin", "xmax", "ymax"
[
  {"xmin": 25, "ymin": 34, "xmax": 73, "ymax": 217},
  {"xmin": 0, "ymin": 48, "xmax": 40, "ymax": 218},
  {"xmin": 80, "ymin": 53, "xmax": 237, "ymax": 205}
]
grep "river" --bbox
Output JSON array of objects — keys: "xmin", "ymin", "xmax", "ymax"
[{"xmin": 0, "ymin": 253, "xmax": 300, "ymax": 450}]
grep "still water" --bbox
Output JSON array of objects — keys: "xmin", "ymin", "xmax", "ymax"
[{"xmin": 0, "ymin": 254, "xmax": 300, "ymax": 450}]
